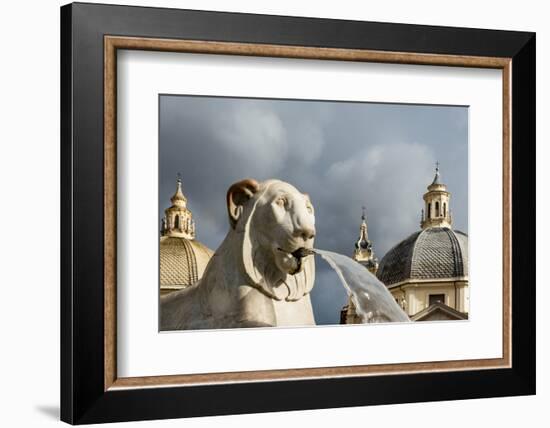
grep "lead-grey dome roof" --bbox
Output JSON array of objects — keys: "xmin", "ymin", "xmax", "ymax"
[{"xmin": 376, "ymin": 227, "xmax": 468, "ymax": 286}]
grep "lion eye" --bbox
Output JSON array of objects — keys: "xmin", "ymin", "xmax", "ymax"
[
  {"xmin": 306, "ymin": 204, "xmax": 314, "ymax": 214},
  {"xmin": 276, "ymin": 196, "xmax": 287, "ymax": 208}
]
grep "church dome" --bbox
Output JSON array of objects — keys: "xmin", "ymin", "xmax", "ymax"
[
  {"xmin": 160, "ymin": 236, "xmax": 214, "ymax": 293},
  {"xmin": 376, "ymin": 227, "xmax": 468, "ymax": 286}
]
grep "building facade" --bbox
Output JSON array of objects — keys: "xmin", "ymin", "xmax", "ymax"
[{"xmin": 159, "ymin": 176, "xmax": 214, "ymax": 296}]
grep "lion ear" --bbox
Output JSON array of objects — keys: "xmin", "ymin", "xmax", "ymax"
[{"xmin": 226, "ymin": 178, "xmax": 260, "ymax": 228}]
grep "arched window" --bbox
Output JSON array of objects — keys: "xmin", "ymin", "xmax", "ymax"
[
  {"xmin": 443, "ymin": 202, "xmax": 447, "ymax": 217},
  {"xmin": 428, "ymin": 203, "xmax": 431, "ymax": 219},
  {"xmin": 174, "ymin": 215, "xmax": 180, "ymax": 229},
  {"xmin": 435, "ymin": 201, "xmax": 440, "ymax": 217}
]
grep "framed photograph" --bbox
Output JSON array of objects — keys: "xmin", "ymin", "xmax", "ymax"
[{"xmin": 60, "ymin": 2, "xmax": 535, "ymax": 424}]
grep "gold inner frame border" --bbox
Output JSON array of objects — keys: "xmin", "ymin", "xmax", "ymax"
[{"xmin": 103, "ymin": 35, "xmax": 512, "ymax": 391}]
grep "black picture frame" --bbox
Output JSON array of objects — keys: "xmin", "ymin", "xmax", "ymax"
[{"xmin": 61, "ymin": 2, "xmax": 535, "ymax": 424}]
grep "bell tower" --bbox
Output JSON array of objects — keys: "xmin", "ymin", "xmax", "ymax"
[
  {"xmin": 161, "ymin": 174, "xmax": 196, "ymax": 239},
  {"xmin": 353, "ymin": 207, "xmax": 378, "ymax": 273},
  {"xmin": 341, "ymin": 207, "xmax": 380, "ymax": 324},
  {"xmin": 421, "ymin": 162, "xmax": 452, "ymax": 229}
]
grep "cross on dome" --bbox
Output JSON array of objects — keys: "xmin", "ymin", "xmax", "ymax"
[{"xmin": 432, "ymin": 161, "xmax": 441, "ymax": 185}]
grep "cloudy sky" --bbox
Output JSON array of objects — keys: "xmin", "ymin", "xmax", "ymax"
[{"xmin": 159, "ymin": 95, "xmax": 468, "ymax": 325}]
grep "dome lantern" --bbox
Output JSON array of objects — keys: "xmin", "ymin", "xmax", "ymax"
[
  {"xmin": 161, "ymin": 174, "xmax": 196, "ymax": 239},
  {"xmin": 421, "ymin": 162, "xmax": 452, "ymax": 230}
]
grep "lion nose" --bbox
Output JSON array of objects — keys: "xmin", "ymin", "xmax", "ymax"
[{"xmin": 295, "ymin": 225, "xmax": 316, "ymax": 241}]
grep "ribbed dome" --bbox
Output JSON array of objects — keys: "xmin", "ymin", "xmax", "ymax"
[
  {"xmin": 376, "ymin": 227, "xmax": 468, "ymax": 286},
  {"xmin": 160, "ymin": 236, "xmax": 214, "ymax": 292}
]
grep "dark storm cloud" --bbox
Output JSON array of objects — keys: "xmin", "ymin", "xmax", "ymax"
[{"xmin": 159, "ymin": 95, "xmax": 468, "ymax": 325}]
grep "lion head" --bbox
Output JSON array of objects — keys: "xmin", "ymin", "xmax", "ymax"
[{"xmin": 226, "ymin": 178, "xmax": 316, "ymax": 302}]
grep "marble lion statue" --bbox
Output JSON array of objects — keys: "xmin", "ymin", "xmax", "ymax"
[{"xmin": 160, "ymin": 178, "xmax": 317, "ymax": 330}]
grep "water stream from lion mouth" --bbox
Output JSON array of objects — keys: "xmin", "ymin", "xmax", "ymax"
[{"xmin": 312, "ymin": 249, "xmax": 410, "ymax": 323}]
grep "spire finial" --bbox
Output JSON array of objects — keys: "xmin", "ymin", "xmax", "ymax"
[
  {"xmin": 359, "ymin": 206, "xmax": 368, "ymax": 238},
  {"xmin": 175, "ymin": 172, "xmax": 184, "ymax": 193},
  {"xmin": 170, "ymin": 172, "xmax": 187, "ymax": 207},
  {"xmin": 431, "ymin": 161, "xmax": 441, "ymax": 185}
]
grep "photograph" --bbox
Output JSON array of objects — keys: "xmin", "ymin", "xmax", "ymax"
[{"xmin": 158, "ymin": 95, "xmax": 469, "ymax": 331}]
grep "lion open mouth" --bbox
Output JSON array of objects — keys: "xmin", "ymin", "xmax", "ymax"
[{"xmin": 277, "ymin": 247, "xmax": 316, "ymax": 275}]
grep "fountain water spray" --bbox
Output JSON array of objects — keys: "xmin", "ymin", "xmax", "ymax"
[{"xmin": 312, "ymin": 249, "xmax": 410, "ymax": 323}]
